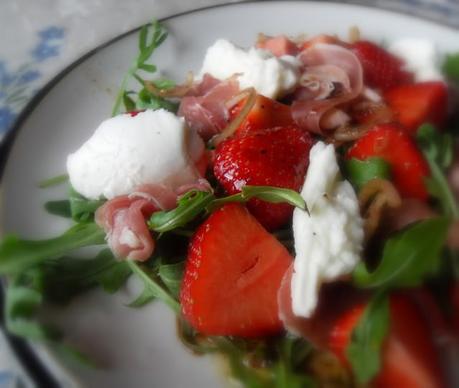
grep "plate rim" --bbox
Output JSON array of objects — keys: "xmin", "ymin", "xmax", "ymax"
[{"xmin": 1, "ymin": 0, "xmax": 458, "ymax": 385}]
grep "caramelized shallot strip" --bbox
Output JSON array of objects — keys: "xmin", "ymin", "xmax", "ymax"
[
  {"xmin": 359, "ymin": 179, "xmax": 402, "ymax": 239},
  {"xmin": 210, "ymin": 87, "xmax": 256, "ymax": 146}
]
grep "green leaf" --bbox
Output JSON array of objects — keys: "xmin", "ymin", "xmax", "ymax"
[
  {"xmin": 127, "ymin": 261, "xmax": 180, "ymax": 312},
  {"xmin": 112, "ymin": 19, "xmax": 168, "ymax": 116},
  {"xmin": 5, "ymin": 277, "xmax": 60, "ymax": 340},
  {"xmin": 417, "ymin": 124, "xmax": 453, "ymax": 169},
  {"xmin": 38, "ymin": 174, "xmax": 69, "ymax": 188},
  {"xmin": 135, "ymin": 90, "xmax": 179, "ymax": 113},
  {"xmin": 69, "ymin": 187, "xmax": 105, "ymax": 222},
  {"xmin": 39, "ymin": 249, "xmax": 131, "ymax": 304},
  {"xmin": 151, "ymin": 78, "xmax": 175, "ymax": 89},
  {"xmin": 208, "ymin": 186, "xmax": 306, "ymax": 212},
  {"xmin": 149, "ymin": 191, "xmax": 215, "ymax": 233},
  {"xmin": 416, "ymin": 124, "xmax": 458, "ymax": 218},
  {"xmin": 127, "ymin": 287, "xmax": 156, "ymax": 308},
  {"xmin": 158, "ymin": 261, "xmax": 185, "ymax": 297},
  {"xmin": 0, "ymin": 223, "xmax": 106, "ymax": 275},
  {"xmin": 242, "ymin": 186, "xmax": 306, "ymax": 210},
  {"xmin": 346, "ymin": 292, "xmax": 390, "ymax": 384},
  {"xmin": 122, "ymin": 92, "xmax": 136, "ymax": 112},
  {"xmin": 442, "ymin": 52, "xmax": 459, "ymax": 82},
  {"xmin": 353, "ymin": 217, "xmax": 450, "ymax": 288},
  {"xmin": 273, "ymin": 337, "xmax": 315, "ymax": 388},
  {"xmin": 44, "ymin": 200, "xmax": 71, "ymax": 218},
  {"xmin": 345, "ymin": 158, "xmax": 391, "ymax": 190},
  {"xmin": 138, "ymin": 63, "xmax": 157, "ymax": 73}
]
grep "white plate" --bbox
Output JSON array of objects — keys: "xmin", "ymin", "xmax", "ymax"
[{"xmin": 1, "ymin": 1, "xmax": 459, "ymax": 387}]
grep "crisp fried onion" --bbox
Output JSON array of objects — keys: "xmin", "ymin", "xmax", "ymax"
[
  {"xmin": 210, "ymin": 87, "xmax": 256, "ymax": 147},
  {"xmin": 359, "ymin": 179, "xmax": 402, "ymax": 239}
]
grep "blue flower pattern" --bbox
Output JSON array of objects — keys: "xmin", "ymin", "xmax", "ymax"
[{"xmin": 0, "ymin": 26, "xmax": 64, "ymax": 136}]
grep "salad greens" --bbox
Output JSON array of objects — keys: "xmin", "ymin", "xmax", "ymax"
[
  {"xmin": 417, "ymin": 123, "xmax": 459, "ymax": 218},
  {"xmin": 149, "ymin": 186, "xmax": 306, "ymax": 233},
  {"xmin": 442, "ymin": 52, "xmax": 459, "ymax": 83},
  {"xmin": 112, "ymin": 20, "xmax": 177, "ymax": 116},
  {"xmin": 345, "ymin": 157, "xmax": 391, "ymax": 190},
  {"xmin": 346, "ymin": 292, "xmax": 390, "ymax": 385},
  {"xmin": 353, "ymin": 217, "xmax": 450, "ymax": 289},
  {"xmin": 0, "ymin": 223, "xmax": 105, "ymax": 276},
  {"xmin": 178, "ymin": 320, "xmax": 318, "ymax": 388}
]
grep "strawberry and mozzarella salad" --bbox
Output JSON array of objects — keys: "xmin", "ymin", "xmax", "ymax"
[{"xmin": 2, "ymin": 20, "xmax": 459, "ymax": 388}]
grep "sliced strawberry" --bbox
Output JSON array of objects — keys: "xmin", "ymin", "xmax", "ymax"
[
  {"xmin": 230, "ymin": 94, "xmax": 295, "ymax": 136},
  {"xmin": 346, "ymin": 124, "xmax": 430, "ymax": 200},
  {"xmin": 384, "ymin": 81, "xmax": 448, "ymax": 134},
  {"xmin": 214, "ymin": 125, "xmax": 313, "ymax": 230},
  {"xmin": 329, "ymin": 294, "xmax": 445, "ymax": 388},
  {"xmin": 352, "ymin": 40, "xmax": 413, "ymax": 91},
  {"xmin": 180, "ymin": 203, "xmax": 292, "ymax": 337},
  {"xmin": 256, "ymin": 35, "xmax": 299, "ymax": 57}
]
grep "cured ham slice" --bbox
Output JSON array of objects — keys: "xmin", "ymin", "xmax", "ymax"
[
  {"xmin": 256, "ymin": 35, "xmax": 299, "ymax": 57},
  {"xmin": 178, "ymin": 75, "xmax": 240, "ymax": 140},
  {"xmin": 96, "ymin": 182, "xmax": 212, "ymax": 262},
  {"xmin": 292, "ymin": 44, "xmax": 363, "ymax": 134},
  {"xmin": 277, "ymin": 265, "xmax": 367, "ymax": 347}
]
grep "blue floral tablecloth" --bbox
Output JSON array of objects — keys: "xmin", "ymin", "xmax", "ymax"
[{"xmin": 0, "ymin": 0, "xmax": 458, "ymax": 387}]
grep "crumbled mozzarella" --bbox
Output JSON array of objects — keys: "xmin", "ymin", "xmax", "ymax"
[
  {"xmin": 67, "ymin": 109, "xmax": 204, "ymax": 200},
  {"xmin": 291, "ymin": 142, "xmax": 364, "ymax": 318},
  {"xmin": 199, "ymin": 39, "xmax": 300, "ymax": 99},
  {"xmin": 388, "ymin": 38, "xmax": 443, "ymax": 81}
]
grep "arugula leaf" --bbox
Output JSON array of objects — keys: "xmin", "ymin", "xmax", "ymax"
[
  {"xmin": 149, "ymin": 186, "xmax": 306, "ymax": 233},
  {"xmin": 151, "ymin": 78, "xmax": 176, "ymax": 89},
  {"xmin": 122, "ymin": 92, "xmax": 136, "ymax": 112},
  {"xmin": 135, "ymin": 87, "xmax": 179, "ymax": 113},
  {"xmin": 69, "ymin": 188, "xmax": 105, "ymax": 222},
  {"xmin": 273, "ymin": 337, "xmax": 316, "ymax": 388},
  {"xmin": 158, "ymin": 261, "xmax": 185, "ymax": 297},
  {"xmin": 149, "ymin": 191, "xmax": 214, "ymax": 232},
  {"xmin": 416, "ymin": 124, "xmax": 458, "ymax": 218},
  {"xmin": 44, "ymin": 200, "xmax": 71, "ymax": 218},
  {"xmin": 112, "ymin": 20, "xmax": 175, "ymax": 116},
  {"xmin": 346, "ymin": 292, "xmax": 390, "ymax": 384},
  {"xmin": 0, "ymin": 223, "xmax": 106, "ymax": 275},
  {"xmin": 345, "ymin": 158, "xmax": 391, "ymax": 190},
  {"xmin": 38, "ymin": 174, "xmax": 69, "ymax": 188},
  {"xmin": 442, "ymin": 52, "xmax": 459, "ymax": 82},
  {"xmin": 5, "ymin": 275, "xmax": 60, "ymax": 340},
  {"xmin": 127, "ymin": 261, "xmax": 180, "ymax": 312},
  {"xmin": 208, "ymin": 186, "xmax": 306, "ymax": 212},
  {"xmin": 353, "ymin": 217, "xmax": 450, "ymax": 288},
  {"xmin": 39, "ymin": 249, "xmax": 131, "ymax": 304},
  {"xmin": 177, "ymin": 320, "xmax": 316, "ymax": 388}
]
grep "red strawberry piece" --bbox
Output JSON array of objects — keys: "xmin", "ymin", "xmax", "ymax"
[
  {"xmin": 230, "ymin": 94, "xmax": 295, "ymax": 136},
  {"xmin": 329, "ymin": 294, "xmax": 445, "ymax": 388},
  {"xmin": 346, "ymin": 124, "xmax": 430, "ymax": 200},
  {"xmin": 384, "ymin": 81, "xmax": 448, "ymax": 135},
  {"xmin": 352, "ymin": 40, "xmax": 413, "ymax": 91},
  {"xmin": 180, "ymin": 203, "xmax": 292, "ymax": 337},
  {"xmin": 214, "ymin": 125, "xmax": 313, "ymax": 230},
  {"xmin": 256, "ymin": 35, "xmax": 299, "ymax": 57}
]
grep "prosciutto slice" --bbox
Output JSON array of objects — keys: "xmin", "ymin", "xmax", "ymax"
[
  {"xmin": 178, "ymin": 75, "xmax": 240, "ymax": 140},
  {"xmin": 96, "ymin": 181, "xmax": 212, "ymax": 262},
  {"xmin": 292, "ymin": 44, "xmax": 363, "ymax": 134},
  {"xmin": 278, "ymin": 265, "xmax": 368, "ymax": 347}
]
